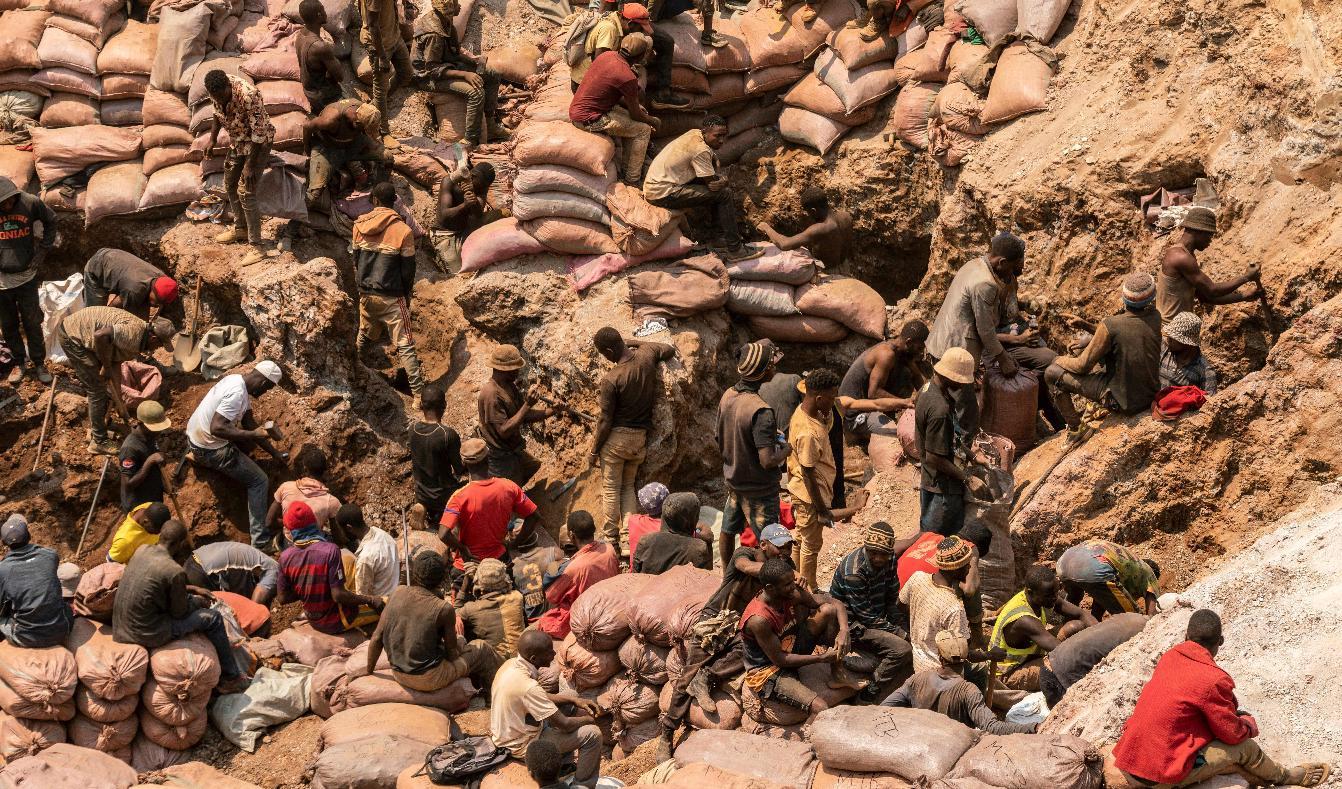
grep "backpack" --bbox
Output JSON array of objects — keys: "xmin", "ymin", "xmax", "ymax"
[
  {"xmin": 414, "ymin": 734, "xmax": 510, "ymax": 786},
  {"xmin": 564, "ymin": 9, "xmax": 603, "ymax": 67}
]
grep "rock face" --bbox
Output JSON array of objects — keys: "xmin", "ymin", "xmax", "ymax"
[
  {"xmin": 1043, "ymin": 484, "xmax": 1342, "ymax": 772},
  {"xmin": 240, "ymin": 256, "xmax": 357, "ymax": 394},
  {"xmin": 1008, "ymin": 292, "xmax": 1342, "ymax": 591}
]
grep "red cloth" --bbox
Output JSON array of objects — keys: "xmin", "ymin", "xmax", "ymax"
[
  {"xmin": 537, "ymin": 541, "xmax": 620, "ymax": 639},
  {"xmin": 215, "ymin": 590, "xmax": 271, "ymax": 635},
  {"xmin": 741, "ymin": 500, "xmax": 795, "ymax": 548},
  {"xmin": 897, "ymin": 532, "xmax": 976, "ymax": 586},
  {"xmin": 1152, "ymin": 385, "xmax": 1207, "ymax": 421},
  {"xmin": 569, "ymin": 50, "xmax": 639, "ymax": 125},
  {"xmin": 1112, "ymin": 640, "xmax": 1259, "ymax": 784},
  {"xmin": 440, "ymin": 479, "xmax": 538, "ymax": 570},
  {"xmin": 626, "ymin": 514, "xmax": 660, "ymax": 571}
]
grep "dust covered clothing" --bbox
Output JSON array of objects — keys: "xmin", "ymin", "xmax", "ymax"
[
  {"xmin": 899, "ymin": 570, "xmax": 970, "ymax": 674},
  {"xmin": 278, "ymin": 538, "xmax": 356, "ymax": 634},
  {"xmin": 189, "ymin": 541, "xmax": 280, "ymax": 597},
  {"xmin": 477, "ymin": 377, "xmax": 541, "ymax": 485},
  {"xmin": 511, "ymin": 544, "xmax": 565, "ymax": 621},
  {"xmin": 274, "ymin": 478, "xmax": 342, "ymax": 530},
  {"xmin": 1053, "ymin": 307, "xmax": 1162, "ymax": 414},
  {"xmin": 60, "ymin": 306, "xmax": 147, "ymax": 359},
  {"xmin": 631, "ymin": 528, "xmax": 711, "ymax": 575},
  {"xmin": 914, "ymin": 378, "xmax": 975, "ymax": 536},
  {"xmin": 882, "ymin": 669, "xmax": 1034, "ymax": 734},
  {"xmin": 0, "ymin": 543, "xmax": 72, "ymax": 648},
  {"xmin": 643, "ymin": 130, "xmax": 718, "ymax": 202},
  {"xmin": 1040, "ymin": 612, "xmax": 1146, "ymax": 707},
  {"xmin": 1160, "ymin": 343, "xmax": 1219, "ymax": 395},
  {"xmin": 570, "ymin": 50, "xmax": 639, "ymax": 125},
  {"xmin": 490, "ymin": 655, "xmax": 560, "ymax": 756},
  {"xmin": 211, "ymin": 75, "xmax": 274, "ymax": 153},
  {"xmin": 717, "ymin": 382, "xmax": 783, "ymax": 539},
  {"xmin": 410, "ymin": 421, "xmax": 464, "ymax": 523},
  {"xmin": 829, "ymin": 546, "xmax": 912, "ymax": 687},
  {"xmin": 569, "ymin": 11, "xmax": 622, "ymax": 85},
  {"xmin": 118, "ymin": 429, "xmax": 164, "ymax": 512},
  {"xmin": 351, "ymin": 525, "xmax": 399, "ymax": 598},
  {"xmin": 82, "ymin": 249, "xmax": 167, "ymax": 320},
  {"xmin": 1056, "ymin": 539, "xmax": 1159, "ymax": 614},
  {"xmin": 739, "ymin": 594, "xmax": 824, "ymax": 710},
  {"xmin": 459, "ymin": 589, "xmax": 526, "ymax": 659},
  {"xmin": 113, "ymin": 544, "xmax": 189, "ymax": 648},
  {"xmin": 925, "ymin": 255, "xmax": 1005, "ymax": 363}
]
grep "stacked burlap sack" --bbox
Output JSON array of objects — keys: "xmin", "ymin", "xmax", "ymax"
[
  {"xmin": 0, "ymin": 8, "xmax": 55, "ymax": 149},
  {"xmin": 312, "ymin": 702, "xmax": 456, "ymax": 789},
  {"xmin": 62, "ymin": 618, "xmax": 148, "ymax": 765},
  {"xmin": 307, "ymin": 639, "xmax": 477, "ymax": 720},
  {"xmin": 0, "ymin": 743, "xmax": 139, "ymax": 788},
  {"xmin": 0, "ymin": 640, "xmax": 77, "ymax": 763},
  {"xmin": 782, "ymin": 21, "xmax": 921, "ymax": 155},
  {"xmin": 729, "ymin": 264, "xmax": 887, "ymax": 342}
]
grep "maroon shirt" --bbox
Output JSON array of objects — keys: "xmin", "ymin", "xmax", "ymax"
[{"xmin": 569, "ymin": 50, "xmax": 639, "ymax": 125}]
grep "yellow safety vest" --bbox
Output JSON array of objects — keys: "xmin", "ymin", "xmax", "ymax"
[{"xmin": 989, "ymin": 588, "xmax": 1049, "ymax": 670}]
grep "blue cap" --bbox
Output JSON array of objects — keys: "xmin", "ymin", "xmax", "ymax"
[
  {"xmin": 759, "ymin": 523, "xmax": 793, "ymax": 547},
  {"xmin": 1, "ymin": 514, "xmax": 29, "ymax": 547}
]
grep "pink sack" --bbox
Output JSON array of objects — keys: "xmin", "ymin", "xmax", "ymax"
[
  {"xmin": 892, "ymin": 81, "xmax": 942, "ymax": 150},
  {"xmin": 32, "ymin": 68, "xmax": 100, "ymax": 97},
  {"xmin": 980, "ymin": 41, "xmax": 1055, "ymax": 124},
  {"xmin": 814, "ymin": 50, "xmax": 901, "ymax": 114},
  {"xmin": 519, "ymin": 216, "xmax": 620, "ymax": 256},
  {"xmin": 783, "ymin": 74, "xmax": 878, "ymax": 125},
  {"xmin": 38, "ymin": 27, "xmax": 99, "ymax": 74},
  {"xmin": 0, "ymin": 714, "xmax": 66, "ymax": 760},
  {"xmin": 567, "ymin": 229, "xmax": 694, "ymax": 292},
  {"xmin": 68, "ymin": 713, "xmax": 138, "ymax": 753},
  {"xmin": 50, "ymin": 0, "xmax": 123, "ymax": 29},
  {"xmin": 141, "ymin": 677, "xmax": 209, "ymax": 726},
  {"xmin": 143, "ymin": 124, "xmax": 194, "ymax": 148},
  {"xmin": 513, "ymin": 163, "xmax": 616, "ymax": 203},
  {"xmin": 31, "ymin": 126, "xmax": 141, "ymax": 188},
  {"xmin": 335, "ymin": 674, "xmax": 476, "ymax": 714},
  {"xmin": 46, "ymin": 12, "xmax": 125, "ymax": 48},
  {"xmin": 141, "ymin": 87, "xmax": 190, "ymax": 126},
  {"xmin": 0, "ymin": 641, "xmax": 77, "ymax": 712},
  {"xmin": 0, "ymin": 742, "xmax": 138, "ymax": 788},
  {"xmin": 617, "ymin": 637, "xmax": 669, "ymax": 685},
  {"xmin": 892, "ymin": 27, "xmax": 958, "ymax": 85},
  {"xmin": 459, "ymin": 217, "xmax": 550, "ymax": 273},
  {"xmin": 39, "ymin": 93, "xmax": 99, "ymax": 128},
  {"xmin": 147, "ymin": 634, "xmax": 221, "ymax": 702},
  {"xmin": 139, "ymin": 707, "xmax": 208, "ymax": 750},
  {"xmin": 748, "ymin": 314, "xmax": 849, "ymax": 344},
  {"xmin": 555, "ymin": 634, "xmax": 622, "ymax": 691},
  {"xmin": 130, "ymin": 734, "xmax": 191, "ymax": 772},
  {"xmin": 0, "ymin": 10, "xmax": 51, "ymax": 72},
  {"xmin": 102, "ymin": 73, "xmax": 150, "ymax": 100},
  {"xmin": 73, "ymin": 685, "xmax": 138, "ymax": 724},
  {"xmin": 101, "ymin": 98, "xmax": 144, "ymax": 127},
  {"xmin": 512, "ymin": 121, "xmax": 615, "ymax": 177},
  {"xmin": 257, "ymin": 79, "xmax": 311, "ymax": 115},
  {"xmin": 71, "ymin": 562, "xmax": 125, "ymax": 622},
  {"xmin": 726, "ymin": 244, "xmax": 818, "ymax": 285},
  {"xmin": 657, "ymin": 681, "xmax": 743, "ymax": 731},
  {"xmin": 309, "ymin": 654, "xmax": 348, "ymax": 719},
  {"xmin": 828, "ymin": 25, "xmax": 903, "ymax": 69},
  {"xmin": 795, "ymin": 275, "xmax": 887, "ymax": 338},
  {"xmin": 627, "ymin": 564, "xmax": 719, "ymax": 647},
  {"xmin": 0, "ymin": 679, "xmax": 75, "ymax": 721},
  {"xmin": 143, "ymin": 145, "xmax": 200, "ymax": 176},
  {"xmin": 275, "ymin": 621, "xmax": 367, "ymax": 666},
  {"xmin": 242, "ymin": 48, "xmax": 300, "ymax": 81},
  {"xmin": 567, "ymin": 573, "xmax": 656, "ymax": 652},
  {"xmin": 745, "ymin": 63, "xmax": 809, "ymax": 93}
]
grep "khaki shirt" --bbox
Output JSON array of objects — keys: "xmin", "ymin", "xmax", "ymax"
[
  {"xmin": 786, "ymin": 406, "xmax": 836, "ymax": 506},
  {"xmin": 489, "ymin": 656, "xmax": 558, "ymax": 757},
  {"xmin": 359, "ymin": 0, "xmax": 404, "ymax": 48},
  {"xmin": 643, "ymin": 130, "xmax": 718, "ymax": 202},
  {"xmin": 570, "ymin": 12, "xmax": 622, "ymax": 85},
  {"xmin": 61, "ymin": 306, "xmax": 146, "ymax": 360}
]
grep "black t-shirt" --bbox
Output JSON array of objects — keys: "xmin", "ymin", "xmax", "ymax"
[
  {"xmin": 915, "ymin": 380, "xmax": 960, "ymax": 494},
  {"xmin": 702, "ymin": 546, "xmax": 759, "ymax": 618},
  {"xmin": 409, "ymin": 421, "xmax": 462, "ymax": 505},
  {"xmin": 599, "ymin": 344, "xmax": 665, "ymax": 431},
  {"xmin": 118, "ymin": 430, "xmax": 163, "ymax": 513}
]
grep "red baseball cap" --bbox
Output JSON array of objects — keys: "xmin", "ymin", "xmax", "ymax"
[
  {"xmin": 152, "ymin": 276, "xmax": 180, "ymax": 304},
  {"xmin": 621, "ymin": 3, "xmax": 652, "ymax": 29},
  {"xmin": 283, "ymin": 501, "xmax": 317, "ymax": 533}
]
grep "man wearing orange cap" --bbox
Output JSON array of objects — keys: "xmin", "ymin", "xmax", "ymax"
[
  {"xmin": 276, "ymin": 501, "xmax": 384, "ymax": 634},
  {"xmin": 82, "ymin": 248, "xmax": 180, "ymax": 322},
  {"xmin": 570, "ymin": 3, "xmax": 687, "ymax": 110}
]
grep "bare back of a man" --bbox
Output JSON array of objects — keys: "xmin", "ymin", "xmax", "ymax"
[
  {"xmin": 310, "ymin": 102, "xmax": 362, "ymax": 144},
  {"xmin": 756, "ymin": 189, "xmax": 852, "ymax": 269}
]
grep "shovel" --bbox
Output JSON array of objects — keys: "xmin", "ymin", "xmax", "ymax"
[{"xmin": 173, "ymin": 278, "xmax": 204, "ymax": 372}]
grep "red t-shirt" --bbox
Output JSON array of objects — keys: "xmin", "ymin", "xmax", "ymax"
[
  {"xmin": 740, "ymin": 499, "xmax": 795, "ymax": 548},
  {"xmin": 897, "ymin": 531, "xmax": 976, "ymax": 586},
  {"xmin": 440, "ymin": 478, "xmax": 538, "ymax": 569},
  {"xmin": 569, "ymin": 50, "xmax": 639, "ymax": 125},
  {"xmin": 626, "ymin": 514, "xmax": 660, "ymax": 570}
]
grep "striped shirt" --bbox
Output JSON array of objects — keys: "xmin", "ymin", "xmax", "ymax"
[
  {"xmin": 1159, "ymin": 345, "xmax": 1218, "ymax": 395},
  {"xmin": 828, "ymin": 546, "xmax": 901, "ymax": 637}
]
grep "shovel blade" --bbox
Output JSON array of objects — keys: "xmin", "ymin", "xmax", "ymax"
[{"xmin": 173, "ymin": 333, "xmax": 202, "ymax": 372}]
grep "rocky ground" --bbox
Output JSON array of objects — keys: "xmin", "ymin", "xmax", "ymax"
[{"xmin": 2, "ymin": 0, "xmax": 1341, "ymax": 784}]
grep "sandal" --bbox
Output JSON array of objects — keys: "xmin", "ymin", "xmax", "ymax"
[{"xmin": 1299, "ymin": 763, "xmax": 1332, "ymax": 787}]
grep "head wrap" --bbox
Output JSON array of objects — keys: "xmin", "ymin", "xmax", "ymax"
[
  {"xmin": 865, "ymin": 521, "xmax": 896, "ymax": 553},
  {"xmin": 638, "ymin": 482, "xmax": 670, "ymax": 516},
  {"xmin": 1162, "ymin": 311, "xmax": 1202, "ymax": 348},
  {"xmin": 935, "ymin": 535, "xmax": 973, "ymax": 571},
  {"xmin": 254, "ymin": 360, "xmax": 282, "ymax": 383},
  {"xmin": 474, "ymin": 558, "xmax": 511, "ymax": 594},
  {"xmin": 1121, "ymin": 272, "xmax": 1157, "ymax": 310},
  {"xmin": 736, "ymin": 340, "xmax": 778, "ymax": 381},
  {"xmin": 152, "ymin": 277, "xmax": 180, "ymax": 304}
]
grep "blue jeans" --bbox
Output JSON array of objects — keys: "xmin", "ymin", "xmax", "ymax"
[
  {"xmin": 170, "ymin": 606, "xmax": 241, "ymax": 680},
  {"xmin": 191, "ymin": 442, "xmax": 271, "ymax": 548},
  {"xmin": 919, "ymin": 488, "xmax": 965, "ymax": 536}
]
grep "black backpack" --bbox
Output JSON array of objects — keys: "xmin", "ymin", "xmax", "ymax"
[{"xmin": 414, "ymin": 723, "xmax": 511, "ymax": 787}]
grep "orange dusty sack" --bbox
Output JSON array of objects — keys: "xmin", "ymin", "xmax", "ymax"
[
  {"xmin": 513, "ymin": 121, "xmax": 615, "ymax": 176},
  {"xmin": 66, "ymin": 617, "xmax": 148, "ymax": 702},
  {"xmin": 814, "ymin": 50, "xmax": 901, "ymax": 115},
  {"xmin": 139, "ymin": 707, "xmax": 208, "ymax": 750},
  {"xmin": 569, "ymin": 572, "xmax": 656, "ymax": 653},
  {"xmin": 335, "ymin": 674, "xmax": 476, "ymax": 714},
  {"xmin": 674, "ymin": 730, "xmax": 818, "ymax": 789},
  {"xmin": 0, "ymin": 10, "xmax": 50, "ymax": 72},
  {"xmin": 0, "ymin": 713, "xmax": 66, "ymax": 760},
  {"xmin": 618, "ymin": 637, "xmax": 669, "ymax": 685},
  {"xmin": 740, "ymin": 662, "xmax": 856, "ymax": 726},
  {"xmin": 657, "ymin": 679, "xmax": 743, "ymax": 731},
  {"xmin": 627, "ymin": 564, "xmax": 719, "ymax": 647},
  {"xmin": 0, "ymin": 641, "xmax": 78, "ymax": 712},
  {"xmin": 275, "ymin": 620, "xmax": 366, "ymax": 666},
  {"xmin": 309, "ymin": 654, "xmax": 349, "ymax": 719},
  {"xmin": 460, "ymin": 218, "xmax": 550, "ymax": 273},
  {"xmin": 928, "ymin": 119, "xmax": 979, "ymax": 168},
  {"xmin": 0, "ymin": 680, "xmax": 74, "ymax": 721},
  {"xmin": 828, "ymin": 25, "xmax": 903, "ymax": 69},
  {"xmin": 148, "ymin": 634, "xmax": 220, "ymax": 702},
  {"xmin": 97, "ymin": 20, "xmax": 157, "ymax": 75},
  {"xmin": 935, "ymin": 81, "xmax": 990, "ymax": 135},
  {"xmin": 892, "ymin": 27, "xmax": 957, "ymax": 85},
  {"xmin": 660, "ymin": 763, "xmax": 798, "ymax": 789},
  {"xmin": 489, "ymin": 41, "xmax": 541, "ymax": 85},
  {"xmin": 944, "ymin": 732, "xmax": 1103, "ymax": 789},
  {"xmin": 957, "ymin": 0, "xmax": 1018, "ymax": 47},
  {"xmin": 795, "ymin": 275, "xmax": 888, "ymax": 339},
  {"xmin": 130, "ymin": 733, "xmax": 191, "ymax": 772},
  {"xmin": 892, "ymin": 81, "xmax": 942, "ymax": 150},
  {"xmin": 981, "ymin": 41, "xmax": 1056, "ymax": 124},
  {"xmin": 67, "ymin": 713, "xmax": 138, "ymax": 753},
  {"xmin": 141, "ymin": 86, "xmax": 191, "ymax": 126},
  {"xmin": 214, "ymin": 591, "xmax": 272, "ymax": 636},
  {"xmin": 598, "ymin": 676, "xmax": 660, "ymax": 729},
  {"xmin": 779, "ymin": 106, "xmax": 857, "ymax": 156},
  {"xmin": 141, "ymin": 677, "xmax": 209, "ymax": 726},
  {"xmin": 73, "ymin": 685, "xmax": 138, "ymax": 724},
  {"xmin": 84, "ymin": 160, "xmax": 147, "ymax": 225},
  {"xmin": 606, "ymin": 182, "xmax": 676, "ymax": 256},
  {"xmin": 809, "ymin": 706, "xmax": 977, "ymax": 781},
  {"xmin": 748, "ymin": 315, "xmax": 849, "ymax": 344},
  {"xmin": 319, "ymin": 703, "xmax": 452, "ymax": 749},
  {"xmin": 555, "ymin": 633, "xmax": 622, "ymax": 691},
  {"xmin": 520, "ymin": 216, "xmax": 621, "ymax": 256},
  {"xmin": 0, "ymin": 742, "xmax": 138, "ymax": 788},
  {"xmin": 39, "ymin": 94, "xmax": 99, "ymax": 129},
  {"xmin": 783, "ymin": 74, "xmax": 877, "ymax": 126},
  {"xmin": 117, "ymin": 360, "xmax": 162, "ymax": 411},
  {"xmin": 812, "ymin": 766, "xmax": 915, "ymax": 788}
]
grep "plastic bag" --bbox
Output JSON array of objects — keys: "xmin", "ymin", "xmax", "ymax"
[
  {"xmin": 209, "ymin": 663, "xmax": 313, "ymax": 752},
  {"xmin": 38, "ymin": 272, "xmax": 83, "ymax": 365}
]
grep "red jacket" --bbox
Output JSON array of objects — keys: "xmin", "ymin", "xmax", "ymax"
[
  {"xmin": 1113, "ymin": 640, "xmax": 1259, "ymax": 784},
  {"xmin": 536, "ymin": 541, "xmax": 619, "ymax": 640}
]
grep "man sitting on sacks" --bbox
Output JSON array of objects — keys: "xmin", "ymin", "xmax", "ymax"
[
  {"xmin": 739, "ymin": 556, "xmax": 865, "ymax": 724},
  {"xmin": 360, "ymin": 551, "xmax": 501, "ymax": 694},
  {"xmin": 0, "ymin": 515, "xmax": 73, "ymax": 649},
  {"xmin": 492, "ymin": 629, "xmax": 606, "ymax": 788},
  {"xmin": 569, "ymin": 32, "xmax": 660, "ymax": 187},
  {"xmin": 275, "ymin": 502, "xmax": 386, "ymax": 635}
]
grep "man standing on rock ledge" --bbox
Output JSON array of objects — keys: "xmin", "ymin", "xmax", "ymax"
[
  {"xmin": 1113, "ymin": 609, "xmax": 1332, "ymax": 788},
  {"xmin": 477, "ymin": 344, "xmax": 559, "ymax": 487},
  {"xmin": 588, "ymin": 327, "xmax": 675, "ymax": 553},
  {"xmin": 205, "ymin": 69, "xmax": 276, "ymax": 266},
  {"xmin": 1157, "ymin": 206, "xmax": 1262, "ymax": 324}
]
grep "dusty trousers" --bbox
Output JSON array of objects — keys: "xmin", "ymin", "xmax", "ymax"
[
  {"xmin": 224, "ymin": 143, "xmax": 270, "ymax": 245},
  {"xmin": 598, "ymin": 426, "xmax": 646, "ymax": 550}
]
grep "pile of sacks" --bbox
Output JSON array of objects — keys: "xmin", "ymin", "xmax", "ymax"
[
  {"xmin": 554, "ymin": 564, "xmax": 740, "ymax": 757},
  {"xmin": 306, "ymin": 637, "xmax": 478, "ymax": 720},
  {"xmin": 651, "ymin": 711, "xmax": 1102, "ymax": 789},
  {"xmin": 782, "ymin": 22, "xmax": 921, "ymax": 154},
  {"xmin": 312, "ymin": 702, "xmax": 458, "ymax": 789},
  {"xmin": 0, "ymin": 614, "xmax": 223, "ymax": 772},
  {"xmin": 728, "ymin": 256, "xmax": 888, "ymax": 343}
]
